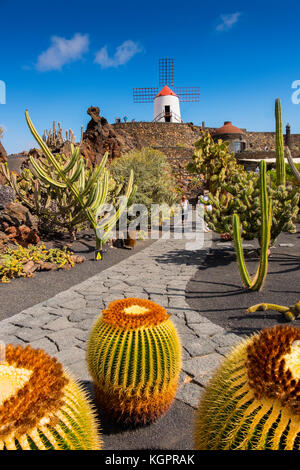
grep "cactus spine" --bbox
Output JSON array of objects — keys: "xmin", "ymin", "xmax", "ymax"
[
  {"xmin": 0, "ymin": 345, "xmax": 101, "ymax": 450},
  {"xmin": 232, "ymin": 160, "xmax": 271, "ymax": 291},
  {"xmin": 195, "ymin": 325, "xmax": 300, "ymax": 450},
  {"xmin": 24, "ymin": 110, "xmax": 134, "ymax": 249},
  {"xmin": 275, "ymin": 98, "xmax": 286, "ymax": 187},
  {"xmin": 87, "ymin": 298, "xmax": 182, "ymax": 425}
]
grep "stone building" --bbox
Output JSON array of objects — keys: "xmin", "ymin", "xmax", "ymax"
[{"xmin": 212, "ymin": 121, "xmax": 247, "ymax": 154}]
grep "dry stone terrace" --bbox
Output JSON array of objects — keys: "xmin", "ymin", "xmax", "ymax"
[{"xmin": 0, "ymin": 233, "xmax": 241, "ymax": 410}]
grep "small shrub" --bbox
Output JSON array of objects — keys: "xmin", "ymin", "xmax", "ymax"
[
  {"xmin": 0, "ymin": 244, "xmax": 78, "ymax": 282},
  {"xmin": 110, "ymin": 147, "xmax": 178, "ymax": 213}
]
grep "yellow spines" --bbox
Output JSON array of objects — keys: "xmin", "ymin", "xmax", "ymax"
[
  {"xmin": 87, "ymin": 298, "xmax": 182, "ymax": 425},
  {"xmin": 0, "ymin": 344, "xmax": 102, "ymax": 450},
  {"xmin": 194, "ymin": 325, "xmax": 300, "ymax": 450}
]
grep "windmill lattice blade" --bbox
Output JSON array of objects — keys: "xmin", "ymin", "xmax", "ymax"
[
  {"xmin": 159, "ymin": 58, "xmax": 174, "ymax": 87},
  {"xmin": 133, "ymin": 88, "xmax": 159, "ymax": 103},
  {"xmin": 174, "ymin": 87, "xmax": 200, "ymax": 102}
]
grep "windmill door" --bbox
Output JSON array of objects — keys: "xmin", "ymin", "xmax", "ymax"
[{"xmin": 164, "ymin": 105, "xmax": 171, "ymax": 122}]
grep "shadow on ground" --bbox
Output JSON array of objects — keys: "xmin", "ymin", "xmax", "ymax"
[
  {"xmin": 0, "ymin": 230, "xmax": 155, "ymax": 321},
  {"xmin": 185, "ymin": 229, "xmax": 300, "ymax": 337},
  {"xmin": 154, "ymin": 248, "xmax": 209, "ymax": 267},
  {"xmin": 82, "ymin": 381, "xmax": 195, "ymax": 450}
]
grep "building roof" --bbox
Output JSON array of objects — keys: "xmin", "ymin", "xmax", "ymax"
[
  {"xmin": 214, "ymin": 121, "xmax": 243, "ymax": 135},
  {"xmin": 155, "ymin": 85, "xmax": 178, "ymax": 98}
]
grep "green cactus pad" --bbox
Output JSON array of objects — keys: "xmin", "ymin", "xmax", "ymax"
[{"xmin": 87, "ymin": 298, "xmax": 182, "ymax": 425}]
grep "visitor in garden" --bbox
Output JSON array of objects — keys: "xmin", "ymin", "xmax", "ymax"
[
  {"xmin": 181, "ymin": 195, "xmax": 189, "ymax": 224},
  {"xmin": 197, "ymin": 191, "xmax": 211, "ymax": 233}
]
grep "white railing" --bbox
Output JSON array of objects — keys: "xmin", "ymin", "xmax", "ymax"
[{"xmin": 153, "ymin": 111, "xmax": 183, "ymax": 123}]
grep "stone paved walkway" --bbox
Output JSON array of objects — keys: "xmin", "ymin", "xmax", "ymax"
[{"xmin": 0, "ymin": 233, "xmax": 241, "ymax": 410}]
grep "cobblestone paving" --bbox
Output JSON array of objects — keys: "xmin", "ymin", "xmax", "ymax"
[{"xmin": 0, "ymin": 233, "xmax": 241, "ymax": 410}]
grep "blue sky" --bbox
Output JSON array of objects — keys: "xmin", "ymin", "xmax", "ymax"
[{"xmin": 1, "ymin": 0, "xmax": 300, "ymax": 154}]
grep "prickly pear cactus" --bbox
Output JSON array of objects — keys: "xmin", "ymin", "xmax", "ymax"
[
  {"xmin": 87, "ymin": 298, "xmax": 182, "ymax": 425},
  {"xmin": 187, "ymin": 131, "xmax": 243, "ymax": 195},
  {"xmin": 0, "ymin": 344, "xmax": 101, "ymax": 450},
  {"xmin": 194, "ymin": 325, "xmax": 300, "ymax": 450},
  {"xmin": 197, "ymin": 99, "xmax": 299, "ymax": 244}
]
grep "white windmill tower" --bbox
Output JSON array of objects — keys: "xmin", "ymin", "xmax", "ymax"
[
  {"xmin": 133, "ymin": 58, "xmax": 200, "ymax": 123},
  {"xmin": 153, "ymin": 85, "xmax": 182, "ymax": 123}
]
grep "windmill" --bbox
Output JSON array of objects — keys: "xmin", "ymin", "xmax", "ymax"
[{"xmin": 133, "ymin": 58, "xmax": 200, "ymax": 123}]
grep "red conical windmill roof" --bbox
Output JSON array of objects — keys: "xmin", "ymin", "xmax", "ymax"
[{"xmin": 155, "ymin": 85, "xmax": 178, "ymax": 98}]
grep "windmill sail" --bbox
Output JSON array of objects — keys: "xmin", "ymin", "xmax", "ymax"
[
  {"xmin": 133, "ymin": 88, "xmax": 159, "ymax": 103},
  {"xmin": 133, "ymin": 58, "xmax": 199, "ymax": 122}
]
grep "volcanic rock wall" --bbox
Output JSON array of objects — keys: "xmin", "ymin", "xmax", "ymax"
[
  {"xmin": 112, "ymin": 122, "xmax": 300, "ymax": 196},
  {"xmin": 246, "ymin": 131, "xmax": 300, "ymax": 151},
  {"xmin": 113, "ymin": 121, "xmax": 204, "ymax": 150},
  {"xmin": 112, "ymin": 122, "xmax": 207, "ymax": 197}
]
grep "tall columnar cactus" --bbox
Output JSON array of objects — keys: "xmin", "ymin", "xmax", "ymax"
[
  {"xmin": 198, "ymin": 99, "xmax": 298, "ymax": 244},
  {"xmin": 23, "ymin": 110, "xmax": 134, "ymax": 249},
  {"xmin": 87, "ymin": 298, "xmax": 182, "ymax": 425},
  {"xmin": 195, "ymin": 325, "xmax": 300, "ymax": 450},
  {"xmin": 0, "ymin": 344, "xmax": 101, "ymax": 450},
  {"xmin": 232, "ymin": 160, "xmax": 271, "ymax": 291},
  {"xmin": 275, "ymin": 98, "xmax": 286, "ymax": 187}
]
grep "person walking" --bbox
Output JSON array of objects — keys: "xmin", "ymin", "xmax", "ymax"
[
  {"xmin": 197, "ymin": 191, "xmax": 211, "ymax": 232},
  {"xmin": 181, "ymin": 195, "xmax": 189, "ymax": 224}
]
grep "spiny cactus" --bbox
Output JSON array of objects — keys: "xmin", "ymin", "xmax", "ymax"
[
  {"xmin": 246, "ymin": 300, "xmax": 300, "ymax": 322},
  {"xmin": 198, "ymin": 99, "xmax": 299, "ymax": 244},
  {"xmin": 1, "ymin": 158, "xmax": 87, "ymax": 240},
  {"xmin": 20, "ymin": 110, "xmax": 134, "ymax": 249},
  {"xmin": 87, "ymin": 298, "xmax": 182, "ymax": 425},
  {"xmin": 194, "ymin": 325, "xmax": 300, "ymax": 450},
  {"xmin": 0, "ymin": 344, "xmax": 101, "ymax": 450},
  {"xmin": 42, "ymin": 121, "xmax": 78, "ymax": 148},
  {"xmin": 275, "ymin": 98, "xmax": 286, "ymax": 187},
  {"xmin": 232, "ymin": 160, "xmax": 271, "ymax": 291},
  {"xmin": 187, "ymin": 131, "xmax": 243, "ymax": 195},
  {"xmin": 286, "ymin": 146, "xmax": 300, "ymax": 184}
]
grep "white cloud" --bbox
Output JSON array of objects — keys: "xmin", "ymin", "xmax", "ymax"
[
  {"xmin": 36, "ymin": 33, "xmax": 89, "ymax": 72},
  {"xmin": 94, "ymin": 40, "xmax": 142, "ymax": 68},
  {"xmin": 216, "ymin": 12, "xmax": 242, "ymax": 32}
]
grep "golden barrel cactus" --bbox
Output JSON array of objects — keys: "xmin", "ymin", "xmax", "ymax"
[
  {"xmin": 0, "ymin": 344, "xmax": 102, "ymax": 450},
  {"xmin": 87, "ymin": 298, "xmax": 182, "ymax": 425},
  {"xmin": 195, "ymin": 325, "xmax": 300, "ymax": 450}
]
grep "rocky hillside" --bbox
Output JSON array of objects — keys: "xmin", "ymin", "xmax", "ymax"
[{"xmin": 113, "ymin": 121, "xmax": 204, "ymax": 150}]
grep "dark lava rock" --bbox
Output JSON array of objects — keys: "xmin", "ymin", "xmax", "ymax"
[
  {"xmin": 0, "ymin": 202, "xmax": 38, "ymax": 231},
  {"xmin": 0, "ymin": 185, "xmax": 15, "ymax": 210}
]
